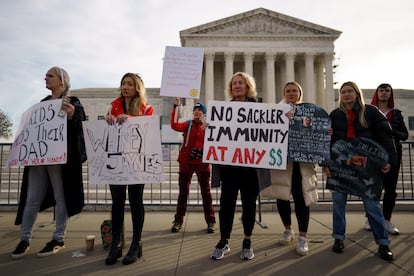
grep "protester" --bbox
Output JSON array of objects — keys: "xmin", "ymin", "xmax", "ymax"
[
  {"xmin": 365, "ymin": 83, "xmax": 408, "ymax": 234},
  {"xmin": 12, "ymin": 66, "xmax": 86, "ymax": 259},
  {"xmin": 269, "ymin": 81, "xmax": 318, "ymax": 256},
  {"xmin": 104, "ymin": 73, "xmax": 154, "ymax": 265},
  {"xmin": 326, "ymin": 81, "xmax": 396, "ymax": 261},
  {"xmin": 210, "ymin": 72, "xmax": 269, "ymax": 261},
  {"xmin": 170, "ymin": 98, "xmax": 216, "ymax": 233}
]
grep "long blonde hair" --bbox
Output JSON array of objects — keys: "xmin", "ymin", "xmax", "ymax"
[
  {"xmin": 119, "ymin": 73, "xmax": 148, "ymax": 115},
  {"xmin": 339, "ymin": 81, "xmax": 367, "ymax": 128}
]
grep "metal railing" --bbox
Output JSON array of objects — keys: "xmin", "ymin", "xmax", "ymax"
[{"xmin": 1, "ymin": 142, "xmax": 413, "ymax": 210}]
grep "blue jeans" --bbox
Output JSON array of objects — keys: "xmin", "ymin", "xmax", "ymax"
[
  {"xmin": 332, "ymin": 191, "xmax": 389, "ymax": 246},
  {"xmin": 21, "ymin": 165, "xmax": 68, "ymax": 242}
]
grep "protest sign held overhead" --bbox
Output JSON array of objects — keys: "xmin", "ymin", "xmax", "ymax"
[
  {"xmin": 203, "ymin": 100, "xmax": 291, "ymax": 170},
  {"xmin": 6, "ymin": 99, "xmax": 67, "ymax": 167},
  {"xmin": 287, "ymin": 103, "xmax": 331, "ymax": 164},
  {"xmin": 82, "ymin": 116, "xmax": 164, "ymax": 185},
  {"xmin": 160, "ymin": 46, "xmax": 204, "ymax": 99}
]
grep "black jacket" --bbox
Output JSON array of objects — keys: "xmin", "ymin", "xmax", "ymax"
[{"xmin": 329, "ymin": 103, "xmax": 397, "ymax": 166}]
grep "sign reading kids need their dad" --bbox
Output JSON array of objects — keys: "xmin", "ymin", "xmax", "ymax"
[
  {"xmin": 6, "ymin": 99, "xmax": 67, "ymax": 168},
  {"xmin": 202, "ymin": 101, "xmax": 291, "ymax": 170},
  {"xmin": 82, "ymin": 115, "xmax": 164, "ymax": 185}
]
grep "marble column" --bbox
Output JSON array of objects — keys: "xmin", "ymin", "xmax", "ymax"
[
  {"xmin": 265, "ymin": 52, "xmax": 276, "ymax": 103},
  {"xmin": 315, "ymin": 57, "xmax": 325, "ymax": 108},
  {"xmin": 285, "ymin": 53, "xmax": 295, "ymax": 83},
  {"xmin": 244, "ymin": 52, "xmax": 254, "ymax": 76},
  {"xmin": 305, "ymin": 53, "xmax": 315, "ymax": 103},
  {"xmin": 224, "ymin": 51, "xmax": 234, "ymax": 99},
  {"xmin": 204, "ymin": 52, "xmax": 215, "ymax": 103},
  {"xmin": 324, "ymin": 52, "xmax": 335, "ymax": 112}
]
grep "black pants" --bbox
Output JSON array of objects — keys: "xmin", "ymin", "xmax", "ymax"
[
  {"xmin": 110, "ymin": 184, "xmax": 145, "ymax": 243},
  {"xmin": 382, "ymin": 150, "xmax": 402, "ymax": 220},
  {"xmin": 219, "ymin": 166, "xmax": 259, "ymax": 240},
  {"xmin": 276, "ymin": 162, "xmax": 309, "ymax": 233}
]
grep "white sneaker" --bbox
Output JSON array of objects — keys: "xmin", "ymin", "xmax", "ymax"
[
  {"xmin": 240, "ymin": 247, "xmax": 255, "ymax": 260},
  {"xmin": 385, "ymin": 220, "xmax": 399, "ymax": 235},
  {"xmin": 296, "ymin": 236, "xmax": 309, "ymax": 256},
  {"xmin": 210, "ymin": 243, "xmax": 230, "ymax": 260},
  {"xmin": 279, "ymin": 230, "xmax": 295, "ymax": 245},
  {"xmin": 364, "ymin": 219, "xmax": 371, "ymax": 231}
]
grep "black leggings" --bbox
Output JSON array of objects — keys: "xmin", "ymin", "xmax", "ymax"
[
  {"xmin": 110, "ymin": 184, "xmax": 145, "ymax": 242},
  {"xmin": 219, "ymin": 166, "xmax": 259, "ymax": 240},
  {"xmin": 276, "ymin": 162, "xmax": 309, "ymax": 233}
]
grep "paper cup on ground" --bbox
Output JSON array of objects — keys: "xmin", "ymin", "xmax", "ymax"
[{"xmin": 85, "ymin": 235, "xmax": 95, "ymax": 252}]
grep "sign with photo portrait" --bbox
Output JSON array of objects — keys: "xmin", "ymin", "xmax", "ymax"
[
  {"xmin": 326, "ymin": 137, "xmax": 388, "ymax": 200},
  {"xmin": 287, "ymin": 103, "xmax": 331, "ymax": 164}
]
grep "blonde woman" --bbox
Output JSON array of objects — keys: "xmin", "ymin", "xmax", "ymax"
[{"xmin": 104, "ymin": 73, "xmax": 154, "ymax": 266}]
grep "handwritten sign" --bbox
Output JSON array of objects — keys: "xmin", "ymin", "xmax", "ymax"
[
  {"xmin": 202, "ymin": 101, "xmax": 291, "ymax": 169},
  {"xmin": 82, "ymin": 116, "xmax": 164, "ymax": 185},
  {"xmin": 326, "ymin": 137, "xmax": 388, "ymax": 200},
  {"xmin": 6, "ymin": 99, "xmax": 67, "ymax": 167},
  {"xmin": 160, "ymin": 46, "xmax": 204, "ymax": 99},
  {"xmin": 288, "ymin": 103, "xmax": 331, "ymax": 164}
]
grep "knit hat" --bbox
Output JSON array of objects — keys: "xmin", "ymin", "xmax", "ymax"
[{"xmin": 193, "ymin": 103, "xmax": 207, "ymax": 114}]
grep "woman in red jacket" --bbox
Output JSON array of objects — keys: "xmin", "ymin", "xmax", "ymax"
[
  {"xmin": 104, "ymin": 73, "xmax": 154, "ymax": 266},
  {"xmin": 170, "ymin": 98, "xmax": 216, "ymax": 233}
]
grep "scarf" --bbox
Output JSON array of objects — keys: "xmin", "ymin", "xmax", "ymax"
[{"xmin": 346, "ymin": 109, "xmax": 356, "ymax": 138}]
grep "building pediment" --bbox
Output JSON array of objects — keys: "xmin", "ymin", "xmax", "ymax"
[{"xmin": 180, "ymin": 8, "xmax": 341, "ymax": 39}]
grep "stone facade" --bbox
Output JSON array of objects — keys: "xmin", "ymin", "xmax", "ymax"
[{"xmin": 70, "ymin": 8, "xmax": 414, "ymax": 140}]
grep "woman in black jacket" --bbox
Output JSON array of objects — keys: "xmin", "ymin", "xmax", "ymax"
[
  {"xmin": 12, "ymin": 66, "xmax": 86, "ymax": 259},
  {"xmin": 327, "ymin": 81, "xmax": 397, "ymax": 261}
]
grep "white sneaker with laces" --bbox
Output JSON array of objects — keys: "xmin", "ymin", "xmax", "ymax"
[
  {"xmin": 385, "ymin": 220, "xmax": 399, "ymax": 235},
  {"xmin": 296, "ymin": 236, "xmax": 309, "ymax": 256},
  {"xmin": 210, "ymin": 244, "xmax": 230, "ymax": 260},
  {"xmin": 240, "ymin": 247, "xmax": 255, "ymax": 260},
  {"xmin": 279, "ymin": 230, "xmax": 295, "ymax": 245},
  {"xmin": 364, "ymin": 219, "xmax": 371, "ymax": 231}
]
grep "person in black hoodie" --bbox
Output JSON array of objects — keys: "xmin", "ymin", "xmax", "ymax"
[
  {"xmin": 364, "ymin": 83, "xmax": 409, "ymax": 234},
  {"xmin": 326, "ymin": 81, "xmax": 397, "ymax": 261}
]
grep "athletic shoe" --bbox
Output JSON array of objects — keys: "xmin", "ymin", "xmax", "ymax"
[
  {"xmin": 210, "ymin": 240, "xmax": 230, "ymax": 260},
  {"xmin": 385, "ymin": 220, "xmax": 399, "ymax": 235},
  {"xmin": 11, "ymin": 240, "xmax": 30, "ymax": 259},
  {"xmin": 240, "ymin": 239, "xmax": 254, "ymax": 260},
  {"xmin": 171, "ymin": 222, "xmax": 182, "ymax": 233},
  {"xmin": 207, "ymin": 223, "xmax": 215, "ymax": 234},
  {"xmin": 279, "ymin": 229, "xmax": 295, "ymax": 245},
  {"xmin": 296, "ymin": 236, "xmax": 309, "ymax": 256},
  {"xmin": 37, "ymin": 239, "xmax": 65, "ymax": 257}
]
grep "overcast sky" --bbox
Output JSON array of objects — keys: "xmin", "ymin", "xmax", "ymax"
[{"xmin": 1, "ymin": 0, "xmax": 413, "ymax": 134}]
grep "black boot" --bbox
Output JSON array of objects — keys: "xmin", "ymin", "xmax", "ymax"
[
  {"xmin": 105, "ymin": 237, "xmax": 122, "ymax": 265},
  {"xmin": 122, "ymin": 240, "xmax": 142, "ymax": 265}
]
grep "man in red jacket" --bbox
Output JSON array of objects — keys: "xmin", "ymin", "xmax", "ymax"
[{"xmin": 170, "ymin": 98, "xmax": 216, "ymax": 233}]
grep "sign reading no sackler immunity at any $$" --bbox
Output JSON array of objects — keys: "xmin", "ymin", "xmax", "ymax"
[
  {"xmin": 82, "ymin": 116, "xmax": 164, "ymax": 185},
  {"xmin": 202, "ymin": 101, "xmax": 291, "ymax": 170},
  {"xmin": 6, "ymin": 99, "xmax": 67, "ymax": 168}
]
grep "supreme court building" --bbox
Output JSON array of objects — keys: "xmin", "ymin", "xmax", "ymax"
[{"xmin": 71, "ymin": 8, "xmax": 414, "ymax": 141}]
